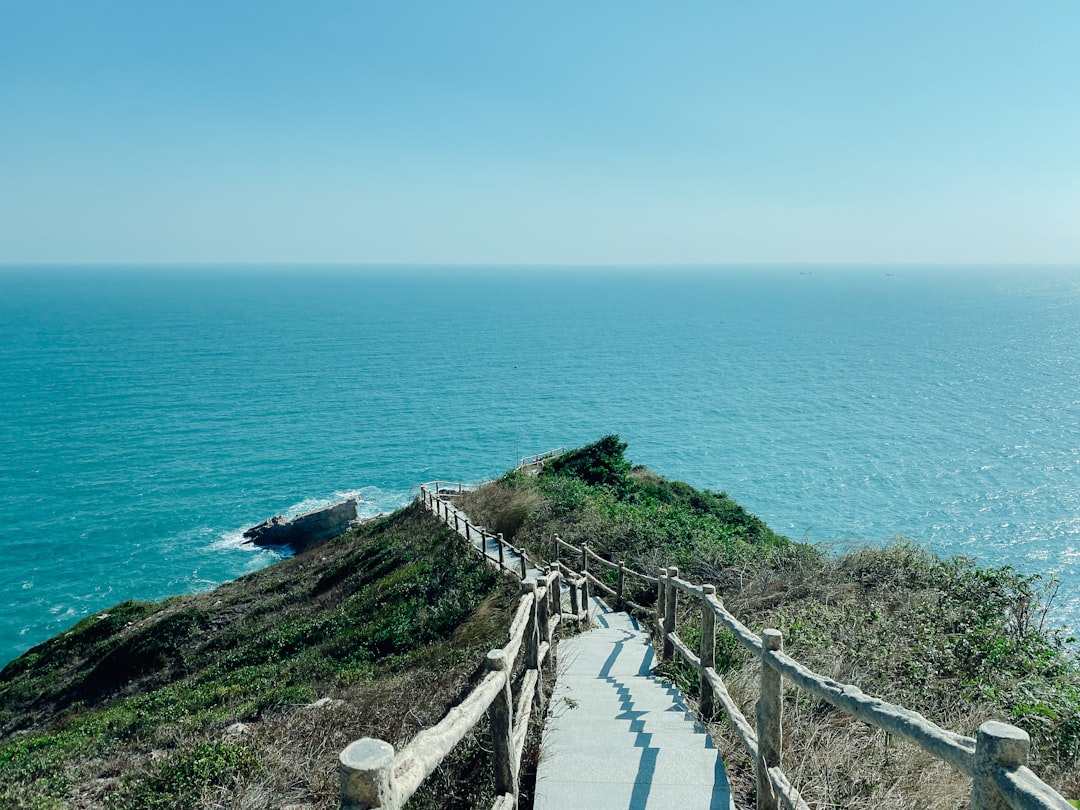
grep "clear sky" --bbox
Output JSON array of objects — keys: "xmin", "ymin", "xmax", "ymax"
[{"xmin": 2, "ymin": 1, "xmax": 1078, "ymax": 265}]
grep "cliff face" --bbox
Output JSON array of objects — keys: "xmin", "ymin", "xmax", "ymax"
[{"xmin": 0, "ymin": 503, "xmax": 516, "ymax": 810}]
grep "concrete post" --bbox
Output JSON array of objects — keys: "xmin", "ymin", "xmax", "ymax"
[
  {"xmin": 699, "ymin": 584, "xmax": 716, "ymax": 719},
  {"xmin": 486, "ymin": 650, "xmax": 517, "ymax": 803},
  {"xmin": 756, "ymin": 629, "xmax": 783, "ymax": 810},
  {"xmin": 971, "ymin": 721, "xmax": 1030, "ymax": 810},
  {"xmin": 340, "ymin": 738, "xmax": 397, "ymax": 810},
  {"xmin": 662, "ymin": 566, "xmax": 678, "ymax": 661}
]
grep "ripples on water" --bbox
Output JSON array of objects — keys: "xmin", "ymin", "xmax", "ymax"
[{"xmin": 1, "ymin": 265, "xmax": 1077, "ymax": 664}]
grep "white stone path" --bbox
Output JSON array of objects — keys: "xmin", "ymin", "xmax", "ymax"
[
  {"xmin": 534, "ymin": 603, "xmax": 735, "ymax": 810},
  {"xmin": 433, "ymin": 496, "xmax": 734, "ymax": 810}
]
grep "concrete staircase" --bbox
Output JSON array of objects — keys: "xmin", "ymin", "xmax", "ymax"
[{"xmin": 534, "ymin": 605, "xmax": 735, "ymax": 810}]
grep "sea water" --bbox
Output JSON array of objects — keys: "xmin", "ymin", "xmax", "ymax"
[{"xmin": 1, "ymin": 266, "xmax": 1078, "ymax": 666}]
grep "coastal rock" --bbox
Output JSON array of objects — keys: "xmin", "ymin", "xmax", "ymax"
[{"xmin": 243, "ymin": 498, "xmax": 360, "ymax": 554}]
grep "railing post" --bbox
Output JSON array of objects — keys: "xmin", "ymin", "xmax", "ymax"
[
  {"xmin": 756, "ymin": 628, "xmax": 783, "ymax": 810},
  {"xmin": 617, "ymin": 562, "xmax": 626, "ymax": 610},
  {"xmin": 454, "ymin": 510, "xmax": 459, "ymax": 532},
  {"xmin": 548, "ymin": 566, "xmax": 562, "ymax": 620},
  {"xmin": 569, "ymin": 570, "xmax": 580, "ymax": 617},
  {"xmin": 523, "ymin": 581, "xmax": 540, "ymax": 670},
  {"xmin": 465, "ymin": 521, "xmax": 471, "ymax": 543},
  {"xmin": 699, "ymin": 584, "xmax": 716, "ymax": 719},
  {"xmin": 486, "ymin": 650, "xmax": 517, "ymax": 803},
  {"xmin": 419, "ymin": 486, "xmax": 426, "ymax": 507},
  {"xmin": 340, "ymin": 738, "xmax": 398, "ymax": 810},
  {"xmin": 536, "ymin": 576, "xmax": 551, "ymax": 647},
  {"xmin": 580, "ymin": 571, "xmax": 590, "ymax": 622},
  {"xmin": 971, "ymin": 722, "xmax": 1030, "ymax": 810},
  {"xmin": 553, "ymin": 533, "xmax": 560, "ymax": 566},
  {"xmin": 497, "ymin": 532, "xmax": 506, "ymax": 569},
  {"xmin": 656, "ymin": 568, "xmax": 666, "ymax": 638},
  {"xmin": 581, "ymin": 540, "xmax": 588, "ymax": 576},
  {"xmin": 662, "ymin": 566, "xmax": 678, "ymax": 661}
]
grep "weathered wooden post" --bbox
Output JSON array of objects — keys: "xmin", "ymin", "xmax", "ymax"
[
  {"xmin": 581, "ymin": 540, "xmax": 588, "ymax": 576},
  {"xmin": 536, "ymin": 576, "xmax": 551, "ymax": 647},
  {"xmin": 553, "ymin": 533, "xmax": 560, "ymax": 566},
  {"xmin": 519, "ymin": 547, "xmax": 528, "ymax": 579},
  {"xmin": 547, "ymin": 566, "xmax": 562, "ymax": 621},
  {"xmin": 700, "ymin": 584, "xmax": 716, "ymax": 719},
  {"xmin": 340, "ymin": 738, "xmax": 397, "ymax": 810},
  {"xmin": 580, "ymin": 572, "xmax": 590, "ymax": 622},
  {"xmin": 497, "ymin": 533, "xmax": 506, "ymax": 569},
  {"xmin": 617, "ymin": 562, "xmax": 626, "ymax": 610},
  {"xmin": 656, "ymin": 568, "xmax": 666, "ymax": 638},
  {"xmin": 971, "ymin": 721, "xmax": 1030, "ymax": 810},
  {"xmin": 662, "ymin": 566, "xmax": 678, "ymax": 661},
  {"xmin": 453, "ymin": 510, "xmax": 459, "ymax": 532},
  {"xmin": 486, "ymin": 650, "xmax": 517, "ymax": 803},
  {"xmin": 465, "ymin": 521, "xmax": 471, "ymax": 543},
  {"xmin": 569, "ymin": 570, "xmax": 580, "ymax": 618},
  {"xmin": 523, "ymin": 580, "xmax": 540, "ymax": 669},
  {"xmin": 756, "ymin": 628, "xmax": 783, "ymax": 810}
]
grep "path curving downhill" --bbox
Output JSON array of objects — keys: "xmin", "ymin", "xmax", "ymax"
[{"xmin": 534, "ymin": 603, "xmax": 735, "ymax": 810}]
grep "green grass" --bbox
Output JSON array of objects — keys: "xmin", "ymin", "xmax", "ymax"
[{"xmin": 0, "ymin": 503, "xmax": 516, "ymax": 809}]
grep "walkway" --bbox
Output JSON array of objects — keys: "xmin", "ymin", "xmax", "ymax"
[
  {"xmin": 534, "ymin": 602, "xmax": 735, "ymax": 810},
  {"xmin": 426, "ymin": 490, "xmax": 734, "ymax": 809}
]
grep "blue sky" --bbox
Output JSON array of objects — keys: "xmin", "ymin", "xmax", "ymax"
[{"xmin": 1, "ymin": 1, "xmax": 1078, "ymax": 265}]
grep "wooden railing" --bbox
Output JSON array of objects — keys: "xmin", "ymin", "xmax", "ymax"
[
  {"xmin": 343, "ymin": 476, "xmax": 1074, "ymax": 810},
  {"xmin": 515, "ymin": 447, "xmax": 567, "ymax": 471},
  {"xmin": 339, "ymin": 483, "xmax": 590, "ymax": 809}
]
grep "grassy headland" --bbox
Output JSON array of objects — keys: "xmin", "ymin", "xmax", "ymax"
[
  {"xmin": 457, "ymin": 435, "xmax": 1080, "ymax": 808},
  {"xmin": 1, "ymin": 505, "xmax": 517, "ymax": 809},
  {"xmin": 2, "ymin": 435, "xmax": 1077, "ymax": 809}
]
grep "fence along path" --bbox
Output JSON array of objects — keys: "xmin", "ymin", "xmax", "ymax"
[
  {"xmin": 340, "ymin": 481, "xmax": 589, "ymax": 810},
  {"xmin": 341, "ymin": 472, "xmax": 1073, "ymax": 810}
]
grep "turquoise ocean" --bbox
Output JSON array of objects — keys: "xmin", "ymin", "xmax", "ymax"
[{"xmin": 1, "ymin": 266, "xmax": 1078, "ymax": 667}]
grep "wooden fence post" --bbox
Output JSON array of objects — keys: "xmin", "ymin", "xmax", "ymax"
[
  {"xmin": 756, "ymin": 628, "xmax": 783, "ymax": 810},
  {"xmin": 971, "ymin": 721, "xmax": 1030, "ymax": 810},
  {"xmin": 569, "ymin": 570, "xmax": 580, "ymax": 618},
  {"xmin": 580, "ymin": 573, "xmax": 590, "ymax": 622},
  {"xmin": 553, "ymin": 533, "xmax": 560, "ymax": 566},
  {"xmin": 486, "ymin": 650, "xmax": 517, "ymax": 803},
  {"xmin": 340, "ymin": 738, "xmax": 398, "ymax": 810},
  {"xmin": 465, "ymin": 521, "xmax": 471, "ymax": 543},
  {"xmin": 523, "ymin": 581, "xmax": 540, "ymax": 669},
  {"xmin": 656, "ymin": 568, "xmax": 666, "ymax": 638},
  {"xmin": 699, "ymin": 584, "xmax": 716, "ymax": 719},
  {"xmin": 520, "ymin": 548, "xmax": 528, "ymax": 580},
  {"xmin": 536, "ymin": 576, "xmax": 551, "ymax": 647},
  {"xmin": 617, "ymin": 562, "xmax": 626, "ymax": 610},
  {"xmin": 497, "ymin": 533, "xmax": 506, "ymax": 569},
  {"xmin": 662, "ymin": 566, "xmax": 678, "ymax": 661},
  {"xmin": 453, "ymin": 510, "xmax": 459, "ymax": 532},
  {"xmin": 581, "ymin": 540, "xmax": 588, "ymax": 576},
  {"xmin": 548, "ymin": 566, "xmax": 562, "ymax": 621}
]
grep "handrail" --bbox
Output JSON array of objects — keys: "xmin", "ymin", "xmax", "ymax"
[
  {"xmin": 516, "ymin": 447, "xmax": 567, "ymax": 470},
  {"xmin": 340, "ymin": 479, "xmax": 569, "ymax": 810},
  {"xmin": 550, "ymin": 533, "xmax": 1071, "ymax": 810},
  {"xmin": 346, "ymin": 468, "xmax": 1074, "ymax": 810},
  {"xmin": 653, "ymin": 568, "xmax": 1074, "ymax": 810}
]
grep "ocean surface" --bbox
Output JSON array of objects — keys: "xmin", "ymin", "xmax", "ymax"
[{"xmin": 1, "ymin": 266, "xmax": 1078, "ymax": 666}]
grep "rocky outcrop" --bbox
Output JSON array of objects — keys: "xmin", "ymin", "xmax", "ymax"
[{"xmin": 243, "ymin": 498, "xmax": 359, "ymax": 553}]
